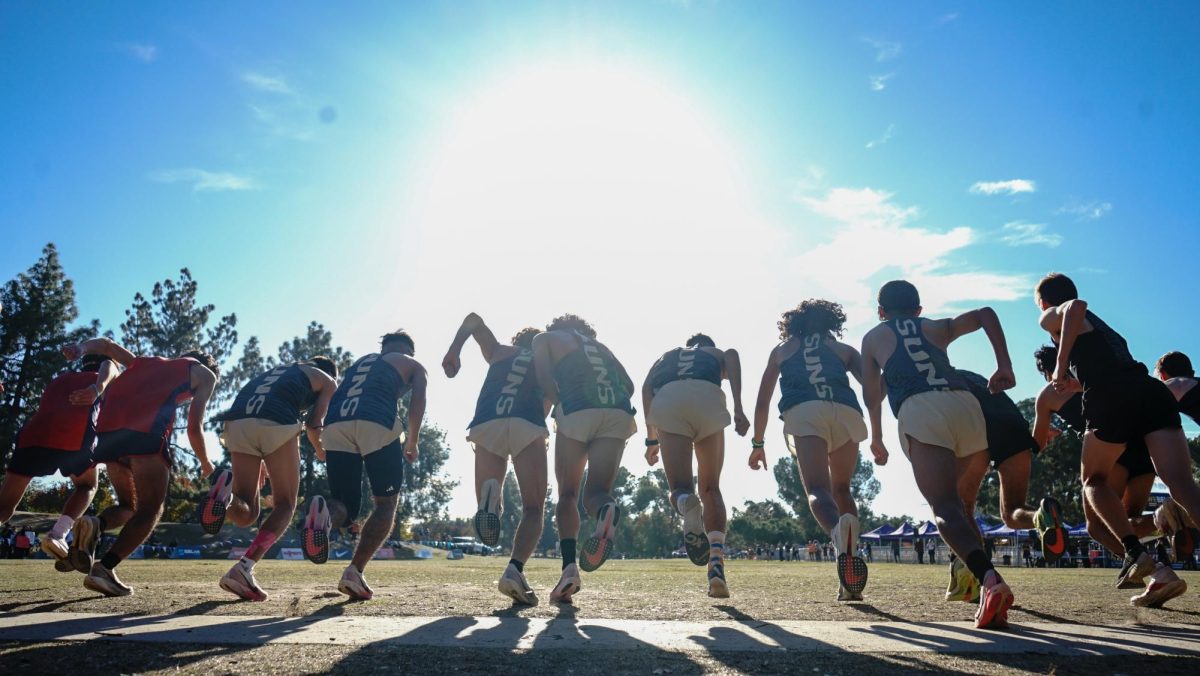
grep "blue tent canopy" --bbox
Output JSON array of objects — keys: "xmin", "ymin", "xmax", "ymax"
[
  {"xmin": 882, "ymin": 522, "xmax": 916, "ymax": 539},
  {"xmin": 1067, "ymin": 523, "xmax": 1089, "ymax": 537},
  {"xmin": 916, "ymin": 520, "xmax": 938, "ymax": 537},
  {"xmin": 861, "ymin": 525, "xmax": 893, "ymax": 541}
]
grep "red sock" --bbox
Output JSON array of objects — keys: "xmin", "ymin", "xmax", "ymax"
[{"xmin": 245, "ymin": 530, "xmax": 279, "ymax": 561}]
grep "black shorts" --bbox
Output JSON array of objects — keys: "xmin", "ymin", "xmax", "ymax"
[
  {"xmin": 1115, "ymin": 437, "xmax": 1155, "ymax": 479},
  {"xmin": 978, "ymin": 401, "xmax": 1039, "ymax": 468},
  {"xmin": 326, "ymin": 439, "xmax": 405, "ymax": 522},
  {"xmin": 1083, "ymin": 375, "xmax": 1181, "ymax": 445},
  {"xmin": 93, "ymin": 428, "xmax": 171, "ymax": 467},
  {"xmin": 5, "ymin": 446, "xmax": 95, "ymax": 478}
]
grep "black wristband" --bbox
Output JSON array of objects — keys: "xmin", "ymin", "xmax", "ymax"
[{"xmin": 645, "ymin": 439, "xmax": 659, "ymax": 447}]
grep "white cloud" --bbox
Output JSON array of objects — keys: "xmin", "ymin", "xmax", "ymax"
[
  {"xmin": 938, "ymin": 12, "xmax": 960, "ymax": 25},
  {"xmin": 149, "ymin": 168, "xmax": 259, "ymax": 192},
  {"xmin": 869, "ymin": 73, "xmax": 894, "ymax": 92},
  {"xmin": 242, "ymin": 72, "xmax": 293, "ymax": 95},
  {"xmin": 863, "ymin": 37, "xmax": 902, "ymax": 62},
  {"xmin": 969, "ymin": 179, "xmax": 1036, "ymax": 196},
  {"xmin": 121, "ymin": 43, "xmax": 158, "ymax": 63},
  {"xmin": 1056, "ymin": 200, "xmax": 1112, "ymax": 221},
  {"xmin": 866, "ymin": 123, "xmax": 896, "ymax": 149},
  {"xmin": 1000, "ymin": 221, "xmax": 1062, "ymax": 248}
]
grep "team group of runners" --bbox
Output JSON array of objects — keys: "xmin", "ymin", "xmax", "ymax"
[{"xmin": 2, "ymin": 273, "xmax": 1199, "ymax": 630}]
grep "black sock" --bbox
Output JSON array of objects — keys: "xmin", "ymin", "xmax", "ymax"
[
  {"xmin": 100, "ymin": 552, "xmax": 121, "ymax": 570},
  {"xmin": 509, "ymin": 558, "xmax": 524, "ymax": 573},
  {"xmin": 561, "ymin": 539, "xmax": 576, "ymax": 569},
  {"xmin": 965, "ymin": 549, "xmax": 994, "ymax": 584},
  {"xmin": 1122, "ymin": 535, "xmax": 1145, "ymax": 559}
]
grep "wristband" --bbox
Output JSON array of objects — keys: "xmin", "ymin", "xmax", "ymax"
[
  {"xmin": 751, "ymin": 439, "xmax": 764, "ymax": 449},
  {"xmin": 645, "ymin": 438, "xmax": 659, "ymax": 447}
]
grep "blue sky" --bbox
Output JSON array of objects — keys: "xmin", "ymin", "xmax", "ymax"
[{"xmin": 3, "ymin": 2, "xmax": 1198, "ymax": 519}]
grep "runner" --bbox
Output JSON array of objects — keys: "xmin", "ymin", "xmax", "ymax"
[
  {"xmin": 443, "ymin": 313, "xmax": 549, "ymax": 606},
  {"xmin": 1153, "ymin": 351, "xmax": 1200, "ymax": 560},
  {"xmin": 644, "ymin": 332, "xmax": 748, "ymax": 599},
  {"xmin": 202, "ymin": 358, "xmax": 338, "ymax": 601},
  {"xmin": 860, "ymin": 280, "xmax": 1016, "ymax": 629},
  {"xmin": 316, "ymin": 330, "xmax": 426, "ymax": 600},
  {"xmin": 64, "ymin": 338, "xmax": 218, "ymax": 597},
  {"xmin": 1036, "ymin": 272, "xmax": 1193, "ymax": 607},
  {"xmin": 532, "ymin": 314, "xmax": 637, "ymax": 603},
  {"xmin": 0, "ymin": 350, "xmax": 123, "ymax": 571},
  {"xmin": 1032, "ymin": 345, "xmax": 1158, "ymax": 583},
  {"xmin": 750, "ymin": 300, "xmax": 869, "ymax": 601}
]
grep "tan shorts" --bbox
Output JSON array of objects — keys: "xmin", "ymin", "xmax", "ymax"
[
  {"xmin": 321, "ymin": 419, "xmax": 404, "ymax": 457},
  {"xmin": 554, "ymin": 408, "xmax": 637, "ymax": 444},
  {"xmin": 468, "ymin": 418, "xmax": 549, "ymax": 458},
  {"xmin": 649, "ymin": 380, "xmax": 731, "ymax": 440},
  {"xmin": 897, "ymin": 390, "xmax": 988, "ymax": 459},
  {"xmin": 221, "ymin": 419, "xmax": 300, "ymax": 458},
  {"xmin": 782, "ymin": 401, "xmax": 867, "ymax": 454}
]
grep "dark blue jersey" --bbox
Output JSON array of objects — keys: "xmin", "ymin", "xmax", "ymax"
[
  {"xmin": 882, "ymin": 317, "xmax": 968, "ymax": 416},
  {"xmin": 778, "ymin": 334, "xmax": 861, "ymax": 414},
  {"xmin": 468, "ymin": 349, "xmax": 546, "ymax": 429},
  {"xmin": 327, "ymin": 353, "xmax": 410, "ymax": 429},
  {"xmin": 553, "ymin": 333, "xmax": 635, "ymax": 415},
  {"xmin": 648, "ymin": 348, "xmax": 722, "ymax": 396},
  {"xmin": 959, "ymin": 369, "xmax": 1027, "ymax": 432},
  {"xmin": 1066, "ymin": 311, "xmax": 1145, "ymax": 390},
  {"xmin": 225, "ymin": 364, "xmax": 316, "ymax": 425}
]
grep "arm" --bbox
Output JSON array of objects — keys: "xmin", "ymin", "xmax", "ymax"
[
  {"xmin": 944, "ymin": 307, "xmax": 1014, "ymax": 393},
  {"xmin": 442, "ymin": 312, "xmax": 502, "ymax": 377},
  {"xmin": 188, "ymin": 366, "xmax": 218, "ymax": 477},
  {"xmin": 860, "ymin": 331, "xmax": 889, "ymax": 466},
  {"xmin": 65, "ymin": 337, "xmax": 136, "ymax": 367},
  {"xmin": 750, "ymin": 348, "xmax": 780, "ymax": 471},
  {"xmin": 642, "ymin": 368, "xmax": 659, "ymax": 466},
  {"xmin": 303, "ymin": 366, "xmax": 337, "ymax": 462},
  {"xmin": 614, "ymin": 356, "xmax": 637, "ymax": 410},
  {"xmin": 531, "ymin": 333, "xmax": 559, "ymax": 405},
  {"xmin": 404, "ymin": 364, "xmax": 428, "ymax": 463},
  {"xmin": 723, "ymin": 348, "xmax": 750, "ymax": 436},
  {"xmin": 1052, "ymin": 300, "xmax": 1089, "ymax": 392},
  {"xmin": 1032, "ymin": 385, "xmax": 1060, "ymax": 449},
  {"xmin": 68, "ymin": 358, "xmax": 122, "ymax": 405}
]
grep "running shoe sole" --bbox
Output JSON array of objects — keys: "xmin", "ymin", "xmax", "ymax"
[
  {"xmin": 975, "ymin": 584, "xmax": 1014, "ymax": 630},
  {"xmin": 54, "ymin": 558, "xmax": 73, "ymax": 573},
  {"xmin": 1133, "ymin": 578, "xmax": 1188, "ymax": 608},
  {"xmin": 837, "ymin": 553, "xmax": 869, "ymax": 595},
  {"xmin": 474, "ymin": 510, "xmax": 501, "ymax": 548},
  {"xmin": 69, "ymin": 517, "xmax": 99, "ymax": 574},
  {"xmin": 550, "ymin": 579, "xmax": 581, "ymax": 604},
  {"xmin": 338, "ymin": 580, "xmax": 373, "ymax": 601},
  {"xmin": 303, "ymin": 497, "xmax": 330, "ymax": 564},
  {"xmin": 681, "ymin": 495, "xmax": 709, "ymax": 566},
  {"xmin": 198, "ymin": 470, "xmax": 232, "ymax": 535},
  {"xmin": 499, "ymin": 576, "xmax": 539, "ymax": 606},
  {"xmin": 84, "ymin": 574, "xmax": 132, "ymax": 597},
  {"xmin": 1038, "ymin": 497, "xmax": 1066, "ymax": 563},
  {"xmin": 580, "ymin": 504, "xmax": 618, "ymax": 572}
]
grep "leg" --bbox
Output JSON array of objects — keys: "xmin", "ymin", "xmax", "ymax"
[
  {"xmin": 994, "ymin": 451, "xmax": 1037, "ymax": 531},
  {"xmin": 244, "ymin": 439, "xmax": 300, "ymax": 563},
  {"xmin": 0, "ymin": 473, "xmax": 33, "ymax": 523},
  {"xmin": 226, "ymin": 452, "xmax": 264, "ymax": 528},
  {"xmin": 1080, "ymin": 433, "xmax": 1137, "ymax": 542},
  {"xmin": 351, "ymin": 494, "xmax": 399, "ymax": 572},
  {"xmin": 472, "ymin": 445, "xmax": 507, "ymax": 544},
  {"xmin": 792, "ymin": 435, "xmax": 838, "ymax": 533},
  {"xmin": 581, "ymin": 437, "xmax": 625, "ymax": 519},
  {"xmin": 907, "ymin": 440, "xmax": 986, "ymax": 573},
  {"xmin": 62, "ymin": 468, "xmax": 99, "ymax": 520},
  {"xmin": 104, "ymin": 455, "xmax": 169, "ymax": 562},
  {"xmin": 325, "ymin": 450, "xmax": 364, "ymax": 529},
  {"xmin": 955, "ymin": 451, "xmax": 990, "ymax": 542},
  {"xmin": 1122, "ymin": 472, "xmax": 1157, "ymax": 539},
  {"xmin": 553, "ymin": 433, "xmax": 589, "ymax": 544},
  {"xmin": 828, "ymin": 441, "xmax": 860, "ymax": 519},
  {"xmin": 1146, "ymin": 427, "xmax": 1200, "ymax": 526},
  {"xmin": 474, "ymin": 446, "xmax": 508, "ymax": 506},
  {"xmin": 510, "ymin": 439, "xmax": 548, "ymax": 564},
  {"xmin": 659, "ymin": 430, "xmax": 697, "ymax": 510},
  {"xmin": 99, "ymin": 462, "xmax": 137, "ymax": 530},
  {"xmin": 694, "ymin": 430, "xmax": 727, "ymax": 534}
]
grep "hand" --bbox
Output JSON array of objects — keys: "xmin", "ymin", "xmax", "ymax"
[
  {"xmin": 442, "ymin": 353, "xmax": 461, "ymax": 378},
  {"xmin": 870, "ymin": 438, "xmax": 889, "ymax": 466},
  {"xmin": 1050, "ymin": 365, "xmax": 1079, "ymax": 394},
  {"xmin": 61, "ymin": 343, "xmax": 82, "ymax": 361},
  {"xmin": 645, "ymin": 444, "xmax": 660, "ymax": 466},
  {"xmin": 988, "ymin": 365, "xmax": 1016, "ymax": 393},
  {"xmin": 68, "ymin": 384, "xmax": 100, "ymax": 406},
  {"xmin": 404, "ymin": 438, "xmax": 419, "ymax": 463},
  {"xmin": 733, "ymin": 411, "xmax": 750, "ymax": 437},
  {"xmin": 199, "ymin": 459, "xmax": 215, "ymax": 479},
  {"xmin": 748, "ymin": 446, "xmax": 768, "ymax": 471}
]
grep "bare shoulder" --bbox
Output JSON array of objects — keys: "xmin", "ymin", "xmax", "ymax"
[{"xmin": 487, "ymin": 344, "xmax": 520, "ymax": 364}]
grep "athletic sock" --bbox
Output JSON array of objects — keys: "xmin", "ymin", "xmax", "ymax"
[
  {"xmin": 49, "ymin": 515, "xmax": 74, "ymax": 540},
  {"xmin": 1122, "ymin": 535, "xmax": 1146, "ymax": 559},
  {"xmin": 237, "ymin": 556, "xmax": 256, "ymax": 573},
  {"xmin": 509, "ymin": 558, "xmax": 524, "ymax": 573},
  {"xmin": 708, "ymin": 531, "xmax": 725, "ymax": 564},
  {"xmin": 100, "ymin": 552, "xmax": 122, "ymax": 571},
  {"xmin": 560, "ymin": 539, "xmax": 577, "ymax": 569},
  {"xmin": 245, "ymin": 530, "xmax": 279, "ymax": 561},
  {"xmin": 964, "ymin": 549, "xmax": 994, "ymax": 584}
]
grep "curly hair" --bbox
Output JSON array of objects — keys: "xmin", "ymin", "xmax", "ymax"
[
  {"xmin": 181, "ymin": 350, "xmax": 220, "ymax": 378},
  {"xmin": 546, "ymin": 313, "xmax": 597, "ymax": 338},
  {"xmin": 511, "ymin": 327, "xmax": 540, "ymax": 350},
  {"xmin": 1033, "ymin": 345, "xmax": 1058, "ymax": 378},
  {"xmin": 778, "ymin": 299, "xmax": 847, "ymax": 340}
]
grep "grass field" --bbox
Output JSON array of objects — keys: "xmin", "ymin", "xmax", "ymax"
[{"xmin": 2, "ymin": 557, "xmax": 1199, "ymax": 674}]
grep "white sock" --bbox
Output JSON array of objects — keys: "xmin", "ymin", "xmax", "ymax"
[
  {"xmin": 238, "ymin": 556, "xmax": 256, "ymax": 573},
  {"xmin": 708, "ymin": 531, "xmax": 725, "ymax": 563},
  {"xmin": 49, "ymin": 515, "xmax": 75, "ymax": 540}
]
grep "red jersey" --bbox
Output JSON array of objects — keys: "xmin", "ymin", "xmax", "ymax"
[
  {"xmin": 16, "ymin": 371, "xmax": 100, "ymax": 452},
  {"xmin": 96, "ymin": 356, "xmax": 196, "ymax": 438}
]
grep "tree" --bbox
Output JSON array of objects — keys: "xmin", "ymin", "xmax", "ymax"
[
  {"xmin": 398, "ymin": 424, "xmax": 458, "ymax": 523},
  {"xmin": 773, "ymin": 452, "xmax": 883, "ymax": 541},
  {"xmin": 0, "ymin": 244, "xmax": 100, "ymax": 473}
]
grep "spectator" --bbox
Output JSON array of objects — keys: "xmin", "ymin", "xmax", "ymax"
[
  {"xmin": 865, "ymin": 542, "xmax": 873, "ymax": 562},
  {"xmin": 1022, "ymin": 542, "xmax": 1033, "ymax": 567},
  {"xmin": 891, "ymin": 538, "xmax": 901, "ymax": 563},
  {"xmin": 914, "ymin": 538, "xmax": 925, "ymax": 564}
]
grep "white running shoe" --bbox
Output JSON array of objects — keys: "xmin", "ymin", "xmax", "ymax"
[
  {"xmin": 831, "ymin": 513, "xmax": 860, "ymax": 557},
  {"xmin": 550, "ymin": 563, "xmax": 582, "ymax": 604},
  {"xmin": 474, "ymin": 478, "xmax": 502, "ymax": 548},
  {"xmin": 220, "ymin": 562, "xmax": 268, "ymax": 601},
  {"xmin": 1131, "ymin": 563, "xmax": 1188, "ymax": 608},
  {"xmin": 338, "ymin": 564, "xmax": 374, "ymax": 601},
  {"xmin": 83, "ymin": 562, "xmax": 132, "ymax": 597},
  {"xmin": 41, "ymin": 533, "xmax": 69, "ymax": 561},
  {"xmin": 680, "ymin": 494, "xmax": 709, "ymax": 566},
  {"xmin": 498, "ymin": 563, "xmax": 539, "ymax": 606}
]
